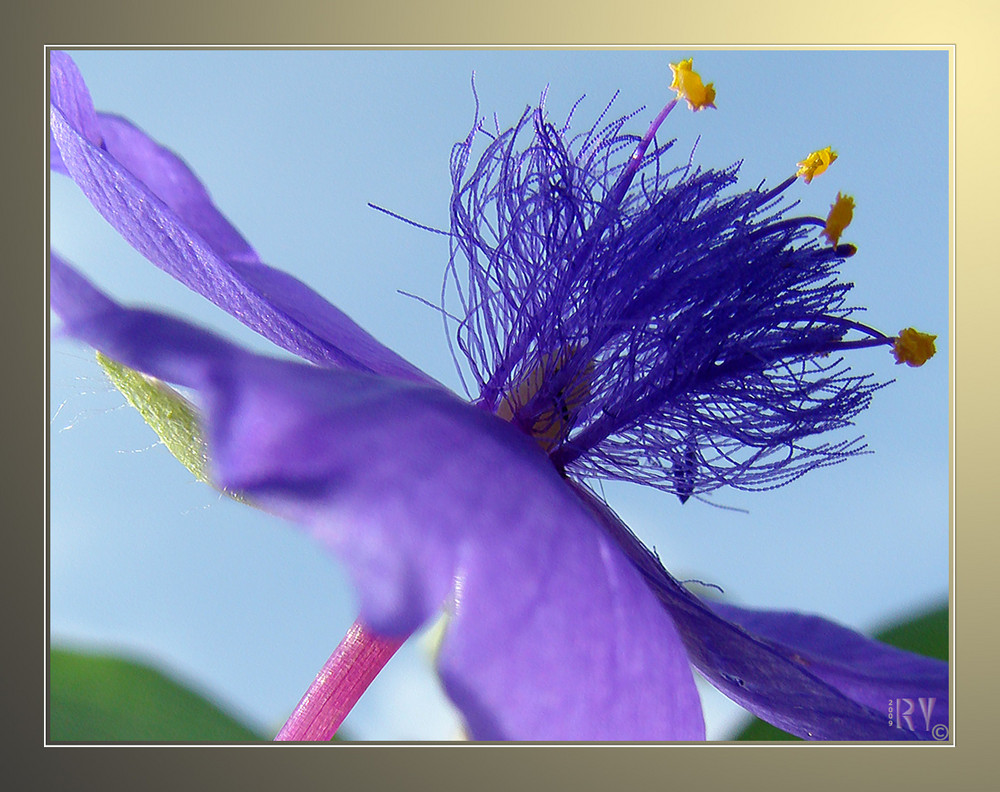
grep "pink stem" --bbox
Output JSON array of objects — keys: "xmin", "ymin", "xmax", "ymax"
[{"xmin": 274, "ymin": 619, "xmax": 408, "ymax": 741}]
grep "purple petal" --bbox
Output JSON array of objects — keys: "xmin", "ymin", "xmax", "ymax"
[
  {"xmin": 51, "ymin": 253, "xmax": 236, "ymax": 386},
  {"xmin": 94, "ymin": 112, "xmax": 260, "ymax": 266},
  {"xmin": 50, "ymin": 130, "xmax": 67, "ymax": 174},
  {"xmin": 51, "ymin": 256, "xmax": 705, "ymax": 742},
  {"xmin": 50, "ymin": 52, "xmax": 103, "ymax": 148},
  {"xmin": 572, "ymin": 482, "xmax": 942, "ymax": 741},
  {"xmin": 435, "ymin": 486, "xmax": 705, "ymax": 741},
  {"xmin": 49, "ymin": 52, "xmax": 432, "ymax": 385},
  {"xmin": 711, "ymin": 603, "xmax": 948, "ymax": 735}
]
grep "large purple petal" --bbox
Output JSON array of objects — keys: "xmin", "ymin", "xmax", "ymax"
[
  {"xmin": 49, "ymin": 51, "xmax": 432, "ymax": 385},
  {"xmin": 49, "ymin": 51, "xmax": 102, "ymax": 148},
  {"xmin": 711, "ymin": 603, "xmax": 948, "ymax": 735},
  {"xmin": 50, "ymin": 131, "xmax": 67, "ymax": 174},
  {"xmin": 571, "ymin": 482, "xmax": 942, "ymax": 741},
  {"xmin": 51, "ymin": 255, "xmax": 705, "ymax": 742}
]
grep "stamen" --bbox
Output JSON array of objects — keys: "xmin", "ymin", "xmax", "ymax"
[
  {"xmin": 588, "ymin": 59, "xmax": 715, "ymax": 267},
  {"xmin": 892, "ymin": 328, "xmax": 938, "ymax": 367},
  {"xmin": 668, "ymin": 59, "xmax": 717, "ymax": 112},
  {"xmin": 823, "ymin": 193, "xmax": 855, "ymax": 246},
  {"xmin": 796, "ymin": 147, "xmax": 838, "ymax": 183}
]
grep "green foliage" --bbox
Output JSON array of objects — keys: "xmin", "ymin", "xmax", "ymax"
[
  {"xmin": 49, "ymin": 647, "xmax": 267, "ymax": 742},
  {"xmin": 876, "ymin": 606, "xmax": 948, "ymax": 661},
  {"xmin": 730, "ymin": 602, "xmax": 948, "ymax": 741}
]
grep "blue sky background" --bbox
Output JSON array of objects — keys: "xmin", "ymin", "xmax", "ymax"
[{"xmin": 49, "ymin": 49, "xmax": 950, "ymax": 740}]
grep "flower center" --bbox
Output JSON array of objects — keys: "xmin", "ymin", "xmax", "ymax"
[
  {"xmin": 495, "ymin": 348, "xmax": 593, "ymax": 454},
  {"xmin": 450, "ymin": 59, "xmax": 937, "ymax": 502}
]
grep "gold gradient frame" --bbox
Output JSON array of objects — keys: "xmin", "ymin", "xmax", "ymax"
[{"xmin": 22, "ymin": 0, "xmax": 989, "ymax": 788}]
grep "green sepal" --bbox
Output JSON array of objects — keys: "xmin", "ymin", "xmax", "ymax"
[{"xmin": 96, "ymin": 351, "xmax": 247, "ymax": 503}]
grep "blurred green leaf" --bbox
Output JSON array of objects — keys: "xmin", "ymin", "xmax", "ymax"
[
  {"xmin": 875, "ymin": 606, "xmax": 948, "ymax": 661},
  {"xmin": 731, "ymin": 712, "xmax": 802, "ymax": 741},
  {"xmin": 729, "ymin": 601, "xmax": 948, "ymax": 741},
  {"xmin": 49, "ymin": 647, "xmax": 267, "ymax": 742}
]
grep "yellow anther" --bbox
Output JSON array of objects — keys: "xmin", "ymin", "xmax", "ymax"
[
  {"xmin": 892, "ymin": 328, "xmax": 937, "ymax": 367},
  {"xmin": 668, "ymin": 59, "xmax": 716, "ymax": 112},
  {"xmin": 823, "ymin": 192, "xmax": 855, "ymax": 246},
  {"xmin": 796, "ymin": 146, "xmax": 838, "ymax": 183},
  {"xmin": 496, "ymin": 348, "xmax": 593, "ymax": 452}
]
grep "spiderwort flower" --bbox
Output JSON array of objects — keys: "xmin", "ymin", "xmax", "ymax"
[{"xmin": 49, "ymin": 52, "xmax": 947, "ymax": 741}]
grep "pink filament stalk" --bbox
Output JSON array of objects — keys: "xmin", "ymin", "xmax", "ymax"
[{"xmin": 274, "ymin": 620, "xmax": 408, "ymax": 741}]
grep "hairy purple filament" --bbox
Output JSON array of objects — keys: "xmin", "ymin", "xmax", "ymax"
[{"xmin": 447, "ymin": 93, "xmax": 886, "ymax": 501}]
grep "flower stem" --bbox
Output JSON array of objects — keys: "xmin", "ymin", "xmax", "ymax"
[{"xmin": 274, "ymin": 620, "xmax": 408, "ymax": 741}]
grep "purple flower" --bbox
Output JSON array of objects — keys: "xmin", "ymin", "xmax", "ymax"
[{"xmin": 49, "ymin": 51, "xmax": 947, "ymax": 741}]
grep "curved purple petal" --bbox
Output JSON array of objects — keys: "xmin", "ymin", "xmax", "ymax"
[
  {"xmin": 51, "ymin": 255, "xmax": 705, "ymax": 742},
  {"xmin": 50, "ymin": 52, "xmax": 102, "ymax": 148},
  {"xmin": 435, "ymin": 486, "xmax": 705, "ymax": 741},
  {"xmin": 50, "ymin": 131, "xmax": 67, "ymax": 174},
  {"xmin": 94, "ymin": 112, "xmax": 261, "ymax": 266},
  {"xmin": 49, "ymin": 51, "xmax": 432, "ymax": 386},
  {"xmin": 51, "ymin": 253, "xmax": 237, "ymax": 386},
  {"xmin": 711, "ymin": 603, "xmax": 948, "ymax": 735},
  {"xmin": 571, "ymin": 482, "xmax": 940, "ymax": 741}
]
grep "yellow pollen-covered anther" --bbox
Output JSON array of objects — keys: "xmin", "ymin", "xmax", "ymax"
[
  {"xmin": 668, "ymin": 59, "xmax": 717, "ymax": 112},
  {"xmin": 892, "ymin": 328, "xmax": 937, "ymax": 367},
  {"xmin": 496, "ymin": 349, "xmax": 594, "ymax": 453},
  {"xmin": 796, "ymin": 146, "xmax": 838, "ymax": 183},
  {"xmin": 823, "ymin": 193, "xmax": 855, "ymax": 246}
]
